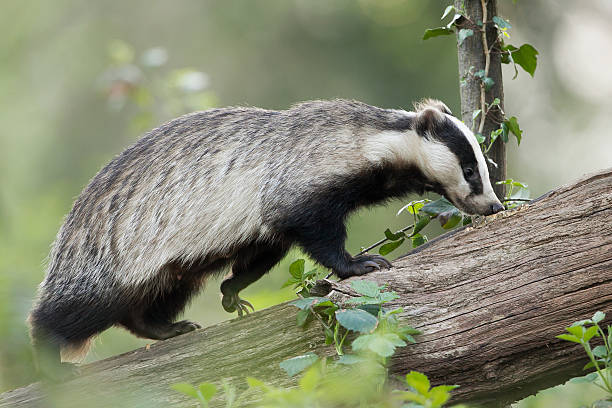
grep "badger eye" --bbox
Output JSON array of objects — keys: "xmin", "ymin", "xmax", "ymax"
[{"xmin": 464, "ymin": 167, "xmax": 474, "ymax": 179}]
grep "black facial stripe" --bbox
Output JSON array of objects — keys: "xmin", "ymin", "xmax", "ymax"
[{"xmin": 431, "ymin": 117, "xmax": 483, "ymax": 195}]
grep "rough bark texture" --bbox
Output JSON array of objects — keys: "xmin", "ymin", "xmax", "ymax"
[
  {"xmin": 1, "ymin": 169, "xmax": 611, "ymax": 408},
  {"xmin": 455, "ymin": 0, "xmax": 506, "ymax": 199}
]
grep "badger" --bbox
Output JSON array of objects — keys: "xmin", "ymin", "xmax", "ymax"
[{"xmin": 29, "ymin": 98, "xmax": 503, "ymax": 377}]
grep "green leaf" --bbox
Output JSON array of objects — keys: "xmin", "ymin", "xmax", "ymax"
[
  {"xmin": 281, "ymin": 277, "xmax": 299, "ymax": 288},
  {"xmin": 246, "ymin": 377, "xmax": 267, "ymax": 388},
  {"xmin": 423, "ymin": 27, "xmax": 454, "ymax": 40},
  {"xmin": 279, "ymin": 353, "xmax": 319, "ymax": 377},
  {"xmin": 296, "ymin": 308, "xmax": 311, "ymax": 327},
  {"xmin": 569, "ymin": 372, "xmax": 599, "ymax": 384},
  {"xmin": 380, "ymin": 239, "xmax": 405, "ymax": 256},
  {"xmin": 171, "ymin": 383, "xmax": 199, "ymax": 399},
  {"xmin": 472, "ymin": 109, "xmax": 482, "ymax": 121},
  {"xmin": 198, "ymin": 383, "xmax": 217, "ymax": 402},
  {"xmin": 336, "ymin": 354, "xmax": 367, "ymax": 365},
  {"xmin": 475, "ymin": 133, "xmax": 485, "ymax": 144},
  {"xmin": 482, "ymin": 76, "xmax": 495, "ymax": 91},
  {"xmin": 429, "ymin": 384, "xmax": 459, "ymax": 406},
  {"xmin": 405, "ymin": 371, "xmax": 431, "ymax": 395},
  {"xmin": 352, "ymin": 333, "xmax": 406, "ymax": 357},
  {"xmin": 351, "ymin": 280, "xmax": 382, "ymax": 297},
  {"xmin": 504, "ymin": 116, "xmax": 523, "ymax": 145},
  {"xmin": 474, "ymin": 69, "xmax": 486, "ymax": 78},
  {"xmin": 384, "ymin": 228, "xmax": 406, "ymax": 241},
  {"xmin": 584, "ymin": 325, "xmax": 599, "ymax": 342},
  {"xmin": 377, "ymin": 291, "xmax": 400, "ymax": 303},
  {"xmin": 442, "ymin": 212, "xmax": 462, "ymax": 229},
  {"xmin": 289, "ymin": 259, "xmax": 305, "ymax": 279},
  {"xmin": 299, "ymin": 364, "xmax": 321, "ymax": 392},
  {"xmin": 511, "ymin": 44, "xmax": 539, "ymax": 76},
  {"xmin": 556, "ymin": 333, "xmax": 582, "ymax": 344},
  {"xmin": 492, "ymin": 16, "xmax": 512, "ymax": 29},
  {"xmin": 567, "ymin": 325, "xmax": 585, "ymax": 338},
  {"xmin": 412, "ymin": 215, "xmax": 431, "ymax": 235},
  {"xmin": 411, "ymin": 234, "xmax": 427, "ymax": 248},
  {"xmin": 422, "ymin": 197, "xmax": 458, "ymax": 217},
  {"xmin": 592, "ymin": 345, "xmax": 608, "ymax": 358},
  {"xmin": 336, "ymin": 308, "xmax": 379, "ymax": 333},
  {"xmin": 490, "ymin": 97, "xmax": 501, "ymax": 107},
  {"xmin": 289, "ymin": 297, "xmax": 331, "ymax": 310},
  {"xmin": 357, "ymin": 303, "xmax": 383, "ymax": 316},
  {"xmin": 593, "ymin": 311, "xmax": 606, "ymax": 323},
  {"xmin": 457, "ymin": 29, "xmax": 474, "ymax": 45}
]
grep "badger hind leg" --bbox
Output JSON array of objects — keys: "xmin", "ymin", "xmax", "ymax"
[
  {"xmin": 119, "ymin": 260, "xmax": 214, "ymax": 340},
  {"xmin": 221, "ymin": 242, "xmax": 290, "ymax": 316}
]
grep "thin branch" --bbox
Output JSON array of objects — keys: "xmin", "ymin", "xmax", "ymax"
[{"xmin": 477, "ymin": 0, "xmax": 490, "ymax": 136}]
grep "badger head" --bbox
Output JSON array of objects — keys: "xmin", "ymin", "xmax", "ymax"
[{"xmin": 411, "ymin": 99, "xmax": 504, "ymax": 216}]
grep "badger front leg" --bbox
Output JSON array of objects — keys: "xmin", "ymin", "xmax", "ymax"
[
  {"xmin": 293, "ymin": 219, "xmax": 392, "ymax": 279},
  {"xmin": 221, "ymin": 243, "xmax": 290, "ymax": 316}
]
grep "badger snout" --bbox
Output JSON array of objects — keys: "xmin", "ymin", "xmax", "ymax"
[{"xmin": 485, "ymin": 202, "xmax": 504, "ymax": 215}]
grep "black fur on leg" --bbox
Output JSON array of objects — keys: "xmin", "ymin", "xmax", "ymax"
[
  {"xmin": 119, "ymin": 257, "xmax": 226, "ymax": 339},
  {"xmin": 221, "ymin": 241, "xmax": 290, "ymax": 314}
]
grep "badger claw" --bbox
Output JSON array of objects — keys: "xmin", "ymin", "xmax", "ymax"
[
  {"xmin": 222, "ymin": 293, "xmax": 255, "ymax": 317},
  {"xmin": 336, "ymin": 254, "xmax": 393, "ymax": 279}
]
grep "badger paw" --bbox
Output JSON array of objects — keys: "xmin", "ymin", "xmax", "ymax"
[
  {"xmin": 222, "ymin": 293, "xmax": 255, "ymax": 317},
  {"xmin": 338, "ymin": 254, "xmax": 392, "ymax": 278}
]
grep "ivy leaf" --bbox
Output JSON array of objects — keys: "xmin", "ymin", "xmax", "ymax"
[
  {"xmin": 511, "ymin": 44, "xmax": 539, "ymax": 77},
  {"xmin": 412, "ymin": 215, "xmax": 431, "ymax": 235},
  {"xmin": 475, "ymin": 132, "xmax": 485, "ymax": 144},
  {"xmin": 457, "ymin": 29, "xmax": 474, "ymax": 45},
  {"xmin": 336, "ymin": 354, "xmax": 367, "ymax": 365},
  {"xmin": 352, "ymin": 333, "xmax": 406, "ymax": 357},
  {"xmin": 592, "ymin": 345, "xmax": 608, "ymax": 358},
  {"xmin": 423, "ymin": 27, "xmax": 454, "ymax": 40},
  {"xmin": 422, "ymin": 197, "xmax": 458, "ymax": 217},
  {"xmin": 335, "ymin": 308, "xmax": 379, "ymax": 333},
  {"xmin": 439, "ymin": 210, "xmax": 462, "ymax": 229},
  {"xmin": 492, "ymin": 16, "xmax": 512, "ymax": 30},
  {"xmin": 482, "ymin": 76, "xmax": 495, "ymax": 91},
  {"xmin": 380, "ymin": 239, "xmax": 405, "ymax": 256},
  {"xmin": 593, "ymin": 311, "xmax": 606, "ymax": 323},
  {"xmin": 350, "ymin": 280, "xmax": 382, "ymax": 297},
  {"xmin": 296, "ymin": 308, "xmax": 311, "ymax": 327},
  {"xmin": 411, "ymin": 234, "xmax": 427, "ymax": 248},
  {"xmin": 472, "ymin": 109, "xmax": 482, "ymax": 121},
  {"xmin": 289, "ymin": 297, "xmax": 331, "ymax": 310},
  {"xmin": 384, "ymin": 228, "xmax": 406, "ymax": 241},
  {"xmin": 279, "ymin": 353, "xmax": 319, "ymax": 377},
  {"xmin": 504, "ymin": 116, "xmax": 523, "ymax": 145}
]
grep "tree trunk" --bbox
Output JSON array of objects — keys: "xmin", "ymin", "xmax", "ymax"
[
  {"xmin": 1, "ymin": 169, "xmax": 611, "ymax": 408},
  {"xmin": 455, "ymin": 0, "xmax": 506, "ymax": 200}
]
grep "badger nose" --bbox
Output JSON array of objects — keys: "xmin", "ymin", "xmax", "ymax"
[{"xmin": 489, "ymin": 203, "xmax": 504, "ymax": 215}]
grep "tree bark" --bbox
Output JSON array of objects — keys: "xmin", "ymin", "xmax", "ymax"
[
  {"xmin": 455, "ymin": 0, "xmax": 506, "ymax": 200},
  {"xmin": 1, "ymin": 169, "xmax": 611, "ymax": 408}
]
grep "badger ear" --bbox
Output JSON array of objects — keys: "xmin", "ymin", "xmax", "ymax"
[
  {"xmin": 413, "ymin": 98, "xmax": 451, "ymax": 136},
  {"xmin": 414, "ymin": 107, "xmax": 446, "ymax": 136}
]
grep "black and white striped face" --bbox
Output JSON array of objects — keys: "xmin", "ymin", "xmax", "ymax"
[{"xmin": 413, "ymin": 103, "xmax": 504, "ymax": 216}]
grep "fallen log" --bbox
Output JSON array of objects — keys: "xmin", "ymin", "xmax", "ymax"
[{"xmin": 2, "ymin": 169, "xmax": 611, "ymax": 408}]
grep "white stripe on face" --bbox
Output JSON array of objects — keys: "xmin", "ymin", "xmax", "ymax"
[{"xmin": 447, "ymin": 115, "xmax": 503, "ymax": 214}]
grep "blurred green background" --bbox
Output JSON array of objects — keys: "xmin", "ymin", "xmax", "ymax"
[{"xmin": 1, "ymin": 0, "xmax": 611, "ymax": 405}]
